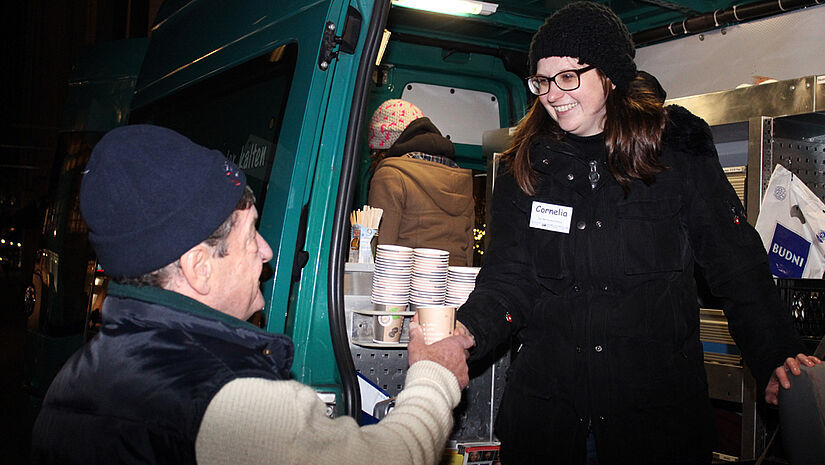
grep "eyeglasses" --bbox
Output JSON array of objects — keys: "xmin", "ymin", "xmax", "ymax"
[{"xmin": 526, "ymin": 66, "xmax": 596, "ymax": 95}]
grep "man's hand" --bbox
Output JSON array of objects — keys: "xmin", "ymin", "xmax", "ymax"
[
  {"xmin": 765, "ymin": 353, "xmax": 822, "ymax": 405},
  {"xmin": 408, "ymin": 321, "xmax": 474, "ymax": 389}
]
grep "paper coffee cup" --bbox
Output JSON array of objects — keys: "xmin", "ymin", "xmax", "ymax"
[
  {"xmin": 415, "ymin": 305, "xmax": 455, "ymax": 345},
  {"xmin": 373, "ymin": 311, "xmax": 404, "ymax": 343}
]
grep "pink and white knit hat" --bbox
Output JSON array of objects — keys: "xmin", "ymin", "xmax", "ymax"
[{"xmin": 367, "ymin": 99, "xmax": 424, "ymax": 150}]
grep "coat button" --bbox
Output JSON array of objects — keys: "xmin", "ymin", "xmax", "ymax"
[
  {"xmin": 594, "ymin": 345, "xmax": 603, "ymax": 352},
  {"xmin": 542, "ymin": 158, "xmax": 550, "ymax": 165},
  {"xmin": 595, "ymin": 220, "xmax": 603, "ymax": 228},
  {"xmin": 602, "ymin": 284, "xmax": 609, "ymax": 291},
  {"xmin": 263, "ymin": 348, "xmax": 272, "ymax": 356},
  {"xmin": 576, "ymin": 221, "xmax": 586, "ymax": 230},
  {"xmin": 567, "ymin": 173, "xmax": 574, "ymax": 181},
  {"xmin": 573, "ymin": 284, "xmax": 581, "ymax": 292},
  {"xmin": 576, "ymin": 346, "xmax": 582, "ymax": 353}
]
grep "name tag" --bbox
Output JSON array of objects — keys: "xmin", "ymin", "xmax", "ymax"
[{"xmin": 529, "ymin": 201, "xmax": 573, "ymax": 233}]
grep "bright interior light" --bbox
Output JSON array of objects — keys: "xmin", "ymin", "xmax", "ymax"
[{"xmin": 391, "ymin": 0, "xmax": 498, "ymax": 16}]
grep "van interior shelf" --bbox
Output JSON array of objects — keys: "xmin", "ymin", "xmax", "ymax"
[
  {"xmin": 351, "ymin": 339, "xmax": 409, "ymax": 349},
  {"xmin": 351, "ymin": 309, "xmax": 415, "ymax": 316}
]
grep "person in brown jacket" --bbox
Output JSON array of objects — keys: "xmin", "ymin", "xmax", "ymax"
[{"xmin": 366, "ymin": 99, "xmax": 475, "ymax": 266}]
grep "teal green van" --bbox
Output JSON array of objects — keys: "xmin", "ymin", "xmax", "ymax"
[
  {"xmin": 123, "ymin": 0, "xmax": 788, "ymax": 441},
  {"xmin": 126, "ymin": 1, "xmax": 548, "ymax": 431}
]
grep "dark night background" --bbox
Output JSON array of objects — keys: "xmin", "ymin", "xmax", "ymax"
[{"xmin": 0, "ymin": 2, "xmax": 161, "ymax": 462}]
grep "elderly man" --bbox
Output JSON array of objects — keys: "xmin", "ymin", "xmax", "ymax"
[{"xmin": 31, "ymin": 125, "xmax": 474, "ymax": 464}]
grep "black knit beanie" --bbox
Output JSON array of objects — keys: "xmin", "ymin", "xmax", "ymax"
[
  {"xmin": 529, "ymin": 1, "xmax": 637, "ymax": 91},
  {"xmin": 80, "ymin": 124, "xmax": 247, "ymax": 278}
]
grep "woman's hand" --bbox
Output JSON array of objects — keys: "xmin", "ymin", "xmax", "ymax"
[
  {"xmin": 765, "ymin": 353, "xmax": 822, "ymax": 405},
  {"xmin": 453, "ymin": 321, "xmax": 475, "ymax": 347}
]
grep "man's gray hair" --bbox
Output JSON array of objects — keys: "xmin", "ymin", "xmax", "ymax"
[{"xmin": 113, "ymin": 186, "xmax": 256, "ymax": 288}]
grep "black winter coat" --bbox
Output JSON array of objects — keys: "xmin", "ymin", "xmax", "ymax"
[{"xmin": 457, "ymin": 106, "xmax": 804, "ymax": 464}]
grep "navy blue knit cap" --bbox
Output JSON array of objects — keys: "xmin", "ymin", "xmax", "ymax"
[
  {"xmin": 80, "ymin": 124, "xmax": 246, "ymax": 278},
  {"xmin": 529, "ymin": 1, "xmax": 637, "ymax": 91}
]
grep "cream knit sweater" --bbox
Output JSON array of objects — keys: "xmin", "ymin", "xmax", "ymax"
[{"xmin": 195, "ymin": 360, "xmax": 461, "ymax": 464}]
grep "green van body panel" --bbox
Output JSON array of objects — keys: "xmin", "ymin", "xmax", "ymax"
[
  {"xmin": 22, "ymin": 0, "xmax": 539, "ymax": 423},
  {"xmin": 282, "ymin": 0, "xmax": 378, "ymax": 389},
  {"xmin": 62, "ymin": 38, "xmax": 149, "ymax": 132},
  {"xmin": 129, "ymin": 0, "xmax": 368, "ymax": 393},
  {"xmin": 128, "ymin": 0, "xmax": 529, "ymax": 414}
]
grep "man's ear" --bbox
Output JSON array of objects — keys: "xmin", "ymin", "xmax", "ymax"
[{"xmin": 179, "ymin": 244, "xmax": 212, "ymax": 295}]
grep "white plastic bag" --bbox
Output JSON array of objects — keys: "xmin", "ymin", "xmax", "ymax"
[{"xmin": 755, "ymin": 164, "xmax": 825, "ymax": 278}]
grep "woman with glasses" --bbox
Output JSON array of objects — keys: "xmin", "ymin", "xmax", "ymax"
[{"xmin": 454, "ymin": 2, "xmax": 820, "ymax": 464}]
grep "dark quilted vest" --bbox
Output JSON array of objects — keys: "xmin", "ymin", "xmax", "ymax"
[{"xmin": 31, "ymin": 283, "xmax": 294, "ymax": 464}]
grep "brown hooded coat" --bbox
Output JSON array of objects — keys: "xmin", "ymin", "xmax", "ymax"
[{"xmin": 367, "ymin": 118, "xmax": 474, "ymax": 266}]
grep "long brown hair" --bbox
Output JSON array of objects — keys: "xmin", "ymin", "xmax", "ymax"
[
  {"xmin": 504, "ymin": 71, "xmax": 667, "ymax": 195},
  {"xmin": 369, "ymin": 149, "xmax": 390, "ymax": 174}
]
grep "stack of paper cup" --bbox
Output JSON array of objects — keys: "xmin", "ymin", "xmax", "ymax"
[
  {"xmin": 446, "ymin": 266, "xmax": 481, "ymax": 307},
  {"xmin": 410, "ymin": 248, "xmax": 449, "ymax": 307},
  {"xmin": 371, "ymin": 245, "xmax": 414, "ymax": 306}
]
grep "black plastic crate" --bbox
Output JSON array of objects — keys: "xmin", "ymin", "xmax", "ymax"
[{"xmin": 776, "ymin": 278, "xmax": 825, "ymax": 350}]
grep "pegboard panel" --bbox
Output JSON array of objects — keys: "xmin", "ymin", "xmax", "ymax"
[
  {"xmin": 345, "ymin": 266, "xmax": 509, "ymax": 441},
  {"xmin": 449, "ymin": 350, "xmax": 510, "ymax": 442},
  {"xmin": 352, "ymin": 348, "xmax": 409, "ymax": 398},
  {"xmin": 771, "ymin": 137, "xmax": 825, "ymax": 202},
  {"xmin": 346, "ymin": 292, "xmax": 411, "ymax": 398}
]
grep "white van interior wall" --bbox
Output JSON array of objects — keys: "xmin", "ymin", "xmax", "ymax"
[
  {"xmin": 401, "ymin": 83, "xmax": 500, "ymax": 146},
  {"xmin": 634, "ymin": 3, "xmax": 825, "ymax": 99}
]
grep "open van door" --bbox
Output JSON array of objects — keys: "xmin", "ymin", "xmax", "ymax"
[
  {"xmin": 128, "ymin": 0, "xmax": 532, "ymax": 431},
  {"xmin": 129, "ymin": 0, "xmax": 390, "ymax": 418}
]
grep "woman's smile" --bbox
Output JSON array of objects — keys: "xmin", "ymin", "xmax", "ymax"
[{"xmin": 553, "ymin": 102, "xmax": 579, "ymax": 113}]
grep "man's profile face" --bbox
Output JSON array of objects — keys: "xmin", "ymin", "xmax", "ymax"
[{"xmin": 209, "ymin": 206, "xmax": 273, "ymax": 320}]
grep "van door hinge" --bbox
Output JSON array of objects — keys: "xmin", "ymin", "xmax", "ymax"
[{"xmin": 318, "ymin": 7, "xmax": 362, "ymax": 71}]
